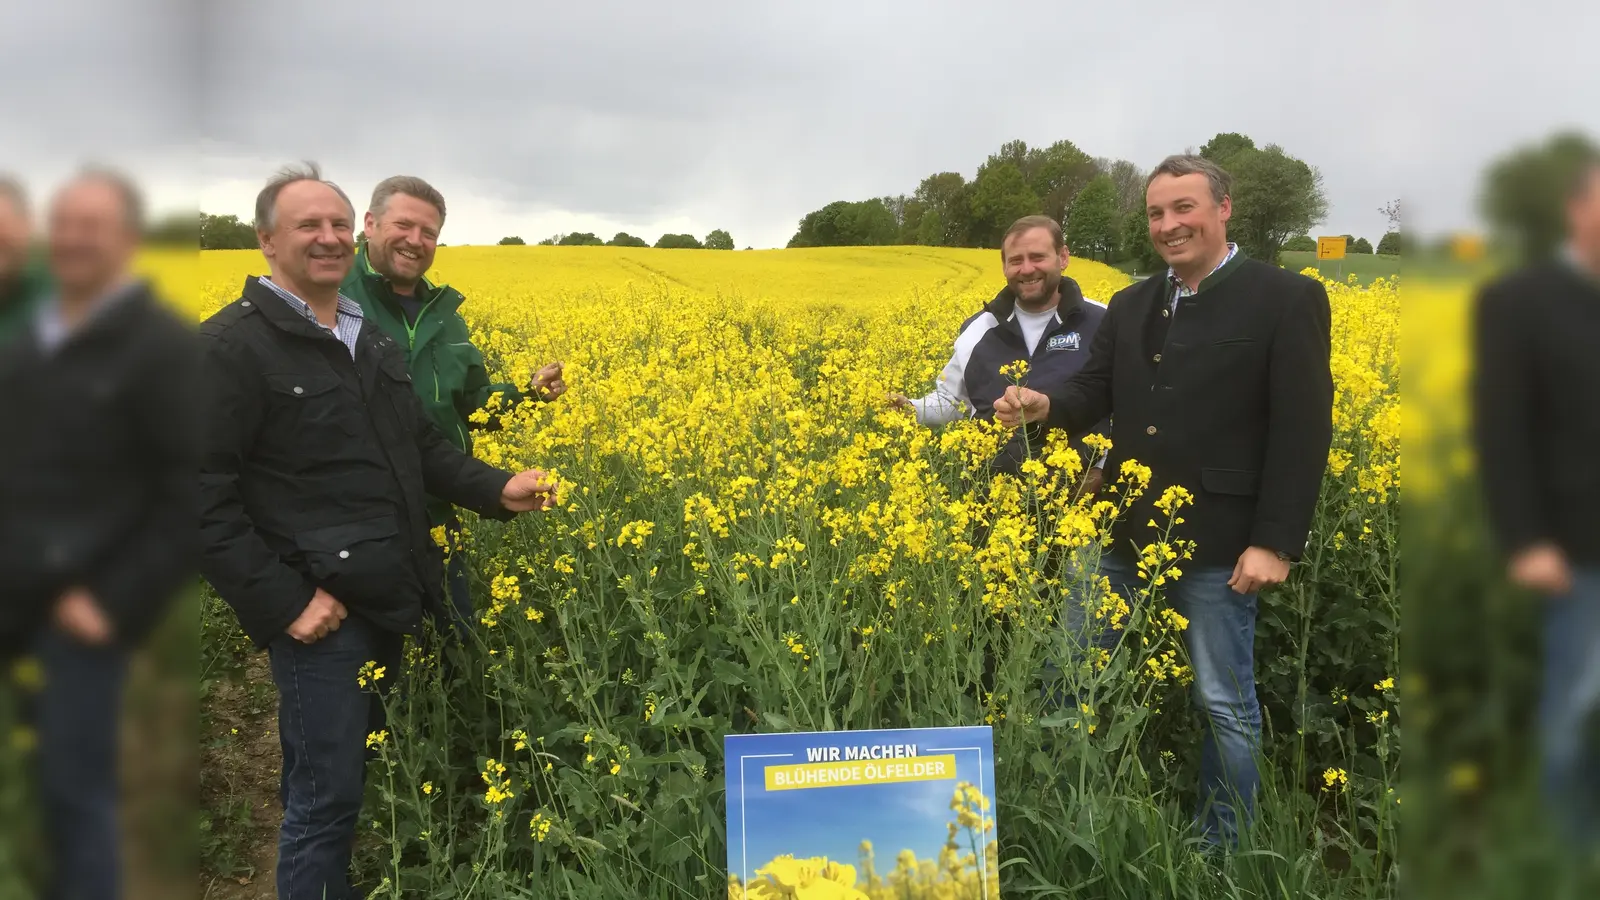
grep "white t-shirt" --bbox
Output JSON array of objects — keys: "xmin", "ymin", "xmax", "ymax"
[{"xmin": 1014, "ymin": 305, "xmax": 1057, "ymax": 356}]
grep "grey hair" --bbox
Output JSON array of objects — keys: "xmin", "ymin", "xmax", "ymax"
[
  {"xmin": 369, "ymin": 175, "xmax": 446, "ymax": 225},
  {"xmin": 1146, "ymin": 154, "xmax": 1233, "ymax": 205},
  {"xmin": 0, "ymin": 175, "xmax": 27, "ymax": 218},
  {"xmin": 67, "ymin": 164, "xmax": 147, "ymax": 233},
  {"xmin": 254, "ymin": 161, "xmax": 355, "ymax": 232}
]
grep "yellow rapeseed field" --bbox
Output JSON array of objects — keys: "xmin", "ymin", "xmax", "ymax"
[{"xmin": 189, "ymin": 245, "xmax": 1401, "ymax": 897}]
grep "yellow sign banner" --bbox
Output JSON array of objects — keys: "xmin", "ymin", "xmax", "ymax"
[
  {"xmin": 764, "ymin": 754, "xmax": 959, "ymax": 792},
  {"xmin": 1316, "ymin": 236, "xmax": 1347, "ymax": 260}
]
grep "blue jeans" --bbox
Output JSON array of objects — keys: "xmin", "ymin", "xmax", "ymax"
[
  {"xmin": 34, "ymin": 627, "xmax": 130, "ymax": 900},
  {"xmin": 1540, "ymin": 567, "xmax": 1600, "ymax": 845},
  {"xmin": 1051, "ymin": 552, "xmax": 1262, "ymax": 845},
  {"xmin": 268, "ymin": 613, "xmax": 402, "ymax": 900}
]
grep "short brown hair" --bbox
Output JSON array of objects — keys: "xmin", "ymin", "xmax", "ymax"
[
  {"xmin": 254, "ymin": 161, "xmax": 355, "ymax": 232},
  {"xmin": 1001, "ymin": 215, "xmax": 1064, "ymax": 253},
  {"xmin": 1146, "ymin": 154, "xmax": 1232, "ymax": 205},
  {"xmin": 370, "ymin": 175, "xmax": 446, "ymax": 225}
]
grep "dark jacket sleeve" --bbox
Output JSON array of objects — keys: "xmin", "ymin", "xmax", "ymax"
[
  {"xmin": 410, "ymin": 382, "xmax": 517, "ymax": 521},
  {"xmin": 1249, "ymin": 278, "xmax": 1335, "ymax": 558},
  {"xmin": 1470, "ymin": 278, "xmax": 1546, "ymax": 555},
  {"xmin": 1045, "ymin": 293, "xmax": 1118, "ymax": 434},
  {"xmin": 87, "ymin": 319, "xmax": 201, "ymax": 644},
  {"xmin": 197, "ymin": 332, "xmax": 315, "ymax": 646}
]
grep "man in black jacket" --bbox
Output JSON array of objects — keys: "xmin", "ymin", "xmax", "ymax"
[
  {"xmin": 996, "ymin": 155, "xmax": 1334, "ymax": 846},
  {"xmin": 0, "ymin": 169, "xmax": 198, "ymax": 900},
  {"xmin": 1471, "ymin": 153, "xmax": 1600, "ymax": 845},
  {"xmin": 891, "ymin": 215, "xmax": 1109, "ymax": 491},
  {"xmin": 199, "ymin": 163, "xmax": 558, "ymax": 900}
]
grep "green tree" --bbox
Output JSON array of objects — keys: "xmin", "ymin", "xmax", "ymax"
[
  {"xmin": 911, "ymin": 172, "xmax": 971, "ymax": 246},
  {"xmin": 1376, "ymin": 231, "xmax": 1401, "ymax": 255},
  {"xmin": 655, "ymin": 233, "xmax": 704, "ymax": 249},
  {"xmin": 607, "ymin": 232, "xmax": 649, "ymax": 247},
  {"xmin": 1480, "ymin": 129, "xmax": 1600, "ymax": 262},
  {"xmin": 500, "ymin": 235, "xmax": 527, "ymax": 245},
  {"xmin": 704, "ymin": 229, "xmax": 735, "ymax": 250},
  {"xmin": 199, "ymin": 213, "xmax": 258, "ymax": 250},
  {"xmin": 787, "ymin": 199, "xmax": 897, "ymax": 247},
  {"xmin": 1350, "ymin": 236, "xmax": 1373, "ymax": 254},
  {"xmin": 1282, "ymin": 235, "xmax": 1317, "ymax": 252},
  {"xmin": 968, "ymin": 162, "xmax": 1040, "ymax": 248},
  {"xmin": 1214, "ymin": 141, "xmax": 1329, "ymax": 263},
  {"xmin": 1065, "ymin": 176, "xmax": 1120, "ymax": 262},
  {"xmin": 898, "ymin": 198, "xmax": 928, "ymax": 244},
  {"xmin": 1098, "ymin": 158, "xmax": 1147, "ymax": 219},
  {"xmin": 1200, "ymin": 132, "xmax": 1257, "ymax": 164},
  {"xmin": 535, "ymin": 235, "xmax": 558, "ymax": 246},
  {"xmin": 1119, "ymin": 208, "xmax": 1164, "ymax": 273},
  {"xmin": 557, "ymin": 232, "xmax": 604, "ymax": 246}
]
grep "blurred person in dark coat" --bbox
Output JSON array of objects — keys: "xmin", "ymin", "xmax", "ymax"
[
  {"xmin": 0, "ymin": 176, "xmax": 49, "ymax": 349},
  {"xmin": 0, "ymin": 168, "xmax": 198, "ymax": 900},
  {"xmin": 1472, "ymin": 151, "xmax": 1600, "ymax": 847}
]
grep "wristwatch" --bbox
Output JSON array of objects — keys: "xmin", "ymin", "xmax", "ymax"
[{"xmin": 1275, "ymin": 550, "xmax": 1293, "ymax": 562}]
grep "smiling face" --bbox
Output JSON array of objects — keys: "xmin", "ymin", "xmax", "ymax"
[
  {"xmin": 1146, "ymin": 172, "xmax": 1231, "ymax": 274},
  {"xmin": 1001, "ymin": 226, "xmax": 1064, "ymax": 312},
  {"xmin": 47, "ymin": 177, "xmax": 139, "ymax": 299},
  {"xmin": 258, "ymin": 179, "xmax": 355, "ymax": 291},
  {"xmin": 364, "ymin": 191, "xmax": 441, "ymax": 288}
]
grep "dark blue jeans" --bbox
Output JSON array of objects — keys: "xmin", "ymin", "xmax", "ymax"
[
  {"xmin": 34, "ymin": 627, "xmax": 130, "ymax": 900},
  {"xmin": 1540, "ymin": 567, "xmax": 1600, "ymax": 845},
  {"xmin": 268, "ymin": 613, "xmax": 402, "ymax": 900},
  {"xmin": 1051, "ymin": 552, "xmax": 1263, "ymax": 846}
]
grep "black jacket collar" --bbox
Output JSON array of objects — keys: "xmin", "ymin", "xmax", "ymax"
[
  {"xmin": 242, "ymin": 276, "xmax": 349, "ymax": 344},
  {"xmin": 984, "ymin": 274, "xmax": 1086, "ymax": 325}
]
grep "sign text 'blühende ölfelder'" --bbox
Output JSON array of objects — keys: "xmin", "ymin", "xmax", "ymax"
[{"xmin": 764, "ymin": 743, "xmax": 958, "ymax": 792}]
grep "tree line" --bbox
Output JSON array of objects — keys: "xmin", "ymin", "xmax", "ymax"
[
  {"xmin": 499, "ymin": 229, "xmax": 738, "ymax": 250},
  {"xmin": 198, "ymin": 214, "xmax": 740, "ymax": 252},
  {"xmin": 786, "ymin": 133, "xmax": 1404, "ymax": 269}
]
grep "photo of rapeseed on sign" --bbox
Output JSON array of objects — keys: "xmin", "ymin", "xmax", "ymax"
[{"xmin": 726, "ymin": 726, "xmax": 999, "ymax": 900}]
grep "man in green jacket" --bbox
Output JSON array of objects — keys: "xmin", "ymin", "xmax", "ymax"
[
  {"xmin": 0, "ymin": 176, "xmax": 48, "ymax": 345},
  {"xmin": 341, "ymin": 175, "xmax": 565, "ymax": 636}
]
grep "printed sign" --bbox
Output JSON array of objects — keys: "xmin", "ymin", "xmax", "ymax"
[
  {"xmin": 1316, "ymin": 236, "xmax": 1347, "ymax": 260},
  {"xmin": 726, "ymin": 726, "xmax": 999, "ymax": 899}
]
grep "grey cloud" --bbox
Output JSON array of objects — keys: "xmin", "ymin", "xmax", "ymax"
[{"xmin": 7, "ymin": 1, "xmax": 1595, "ymax": 245}]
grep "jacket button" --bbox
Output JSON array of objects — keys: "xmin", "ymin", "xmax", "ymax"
[
  {"xmin": 241, "ymin": 300, "xmax": 252, "ymax": 308},
  {"xmin": 1152, "ymin": 353, "xmax": 1162, "ymax": 363},
  {"xmin": 1161, "ymin": 308, "xmax": 1169, "ymax": 317},
  {"xmin": 1146, "ymin": 425, "xmax": 1158, "ymax": 435},
  {"xmin": 293, "ymin": 386, "xmax": 304, "ymax": 395},
  {"xmin": 338, "ymin": 550, "xmax": 350, "ymax": 559}
]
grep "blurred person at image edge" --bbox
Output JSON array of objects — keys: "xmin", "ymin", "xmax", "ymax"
[
  {"xmin": 1471, "ymin": 149, "xmax": 1600, "ymax": 847},
  {"xmin": 0, "ymin": 168, "xmax": 199, "ymax": 900}
]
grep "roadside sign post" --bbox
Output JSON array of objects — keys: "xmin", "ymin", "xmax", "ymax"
[{"xmin": 1316, "ymin": 236, "xmax": 1347, "ymax": 281}]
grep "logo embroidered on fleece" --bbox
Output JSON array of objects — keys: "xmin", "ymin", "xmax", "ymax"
[{"xmin": 1048, "ymin": 332, "xmax": 1081, "ymax": 351}]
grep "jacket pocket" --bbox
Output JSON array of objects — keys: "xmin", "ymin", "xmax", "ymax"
[
  {"xmin": 294, "ymin": 514, "xmax": 419, "ymax": 608},
  {"xmin": 1200, "ymin": 467, "xmax": 1261, "ymax": 496},
  {"xmin": 1211, "ymin": 337, "xmax": 1258, "ymax": 348},
  {"xmin": 265, "ymin": 373, "xmax": 353, "ymax": 437}
]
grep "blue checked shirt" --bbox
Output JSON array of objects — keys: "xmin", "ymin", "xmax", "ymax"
[
  {"xmin": 1169, "ymin": 242, "xmax": 1238, "ymax": 311},
  {"xmin": 259, "ymin": 276, "xmax": 363, "ymax": 358}
]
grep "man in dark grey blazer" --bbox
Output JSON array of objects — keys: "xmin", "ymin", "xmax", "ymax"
[{"xmin": 996, "ymin": 154, "xmax": 1334, "ymax": 847}]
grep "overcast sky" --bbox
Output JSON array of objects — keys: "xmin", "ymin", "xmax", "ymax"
[{"xmin": 4, "ymin": 1, "xmax": 1596, "ymax": 249}]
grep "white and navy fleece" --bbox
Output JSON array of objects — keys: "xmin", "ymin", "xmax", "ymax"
[{"xmin": 910, "ymin": 276, "xmax": 1111, "ymax": 470}]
